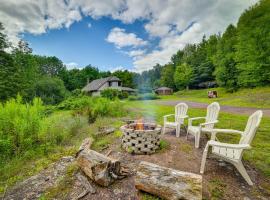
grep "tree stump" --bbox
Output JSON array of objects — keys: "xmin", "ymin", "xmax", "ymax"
[{"xmin": 135, "ymin": 161, "xmax": 202, "ymax": 200}]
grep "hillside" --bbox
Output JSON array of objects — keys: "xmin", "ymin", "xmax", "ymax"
[{"xmin": 163, "ymin": 87, "xmax": 270, "ymax": 108}]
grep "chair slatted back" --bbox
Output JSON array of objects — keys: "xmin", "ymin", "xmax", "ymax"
[
  {"xmin": 205, "ymin": 102, "xmax": 220, "ymax": 129},
  {"xmin": 240, "ymin": 110, "xmax": 263, "ymax": 145},
  {"xmin": 175, "ymin": 103, "xmax": 188, "ymax": 123}
]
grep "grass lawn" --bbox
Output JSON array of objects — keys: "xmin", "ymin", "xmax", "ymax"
[
  {"xmin": 160, "ymin": 87, "xmax": 270, "ymax": 108},
  {"xmin": 125, "ymin": 100, "xmax": 270, "ymax": 177}
]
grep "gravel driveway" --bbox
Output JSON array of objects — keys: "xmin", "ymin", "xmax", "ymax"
[{"xmin": 156, "ymin": 100, "xmax": 270, "ymax": 117}]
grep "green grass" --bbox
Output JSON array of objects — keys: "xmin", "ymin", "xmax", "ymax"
[
  {"xmin": 0, "ymin": 111, "xmax": 125, "ymax": 194},
  {"xmin": 125, "ymin": 100, "xmax": 270, "ymax": 177},
  {"xmin": 159, "ymin": 87, "xmax": 270, "ymax": 108}
]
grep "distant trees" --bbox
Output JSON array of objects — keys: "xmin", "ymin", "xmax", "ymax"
[{"xmin": 174, "ymin": 63, "xmax": 193, "ymax": 90}]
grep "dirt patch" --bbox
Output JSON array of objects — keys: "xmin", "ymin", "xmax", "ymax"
[
  {"xmin": 156, "ymin": 100, "xmax": 270, "ymax": 117},
  {"xmin": 5, "ymin": 131, "xmax": 270, "ymax": 200}
]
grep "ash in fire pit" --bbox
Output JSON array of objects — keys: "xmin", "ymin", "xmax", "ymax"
[{"xmin": 120, "ymin": 120, "xmax": 162, "ymax": 154}]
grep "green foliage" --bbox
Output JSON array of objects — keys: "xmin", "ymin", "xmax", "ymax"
[
  {"xmin": 35, "ymin": 76, "xmax": 68, "ymax": 105},
  {"xmin": 60, "ymin": 65, "xmax": 101, "ymax": 91},
  {"xmin": 161, "ymin": 64, "xmax": 176, "ymax": 89},
  {"xmin": 101, "ymin": 88, "xmax": 120, "ymax": 100},
  {"xmin": 128, "ymin": 93, "xmax": 160, "ymax": 101},
  {"xmin": 214, "ymin": 25, "xmax": 238, "ymax": 92},
  {"xmin": 101, "ymin": 88, "xmax": 129, "ymax": 100},
  {"xmin": 0, "ymin": 96, "xmax": 44, "ymax": 160},
  {"xmin": 174, "ymin": 63, "xmax": 193, "ymax": 90},
  {"xmin": 57, "ymin": 96, "xmax": 125, "ymax": 119},
  {"xmin": 113, "ymin": 70, "xmax": 136, "ymax": 88},
  {"xmin": 236, "ymin": 0, "xmax": 270, "ymax": 87},
  {"xmin": 159, "ymin": 139, "xmax": 170, "ymax": 151},
  {"xmin": 0, "ymin": 22, "xmax": 9, "ymax": 51}
]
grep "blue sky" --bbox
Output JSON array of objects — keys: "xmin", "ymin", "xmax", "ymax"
[
  {"xmin": 0, "ymin": 0, "xmax": 257, "ymax": 72},
  {"xmin": 23, "ymin": 17, "xmax": 155, "ymax": 71}
]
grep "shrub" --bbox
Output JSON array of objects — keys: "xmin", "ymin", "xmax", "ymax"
[
  {"xmin": 101, "ymin": 88, "xmax": 129, "ymax": 100},
  {"xmin": 101, "ymin": 88, "xmax": 120, "ymax": 100},
  {"xmin": 35, "ymin": 76, "xmax": 68, "ymax": 105}
]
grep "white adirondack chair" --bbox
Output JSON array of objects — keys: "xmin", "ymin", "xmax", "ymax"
[
  {"xmin": 163, "ymin": 103, "xmax": 188, "ymax": 137},
  {"xmin": 200, "ymin": 110, "xmax": 263, "ymax": 185},
  {"xmin": 187, "ymin": 102, "xmax": 220, "ymax": 148}
]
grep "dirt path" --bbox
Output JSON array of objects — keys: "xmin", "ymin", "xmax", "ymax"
[{"xmin": 156, "ymin": 100, "xmax": 270, "ymax": 116}]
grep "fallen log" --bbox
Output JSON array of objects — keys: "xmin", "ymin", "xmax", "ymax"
[
  {"xmin": 76, "ymin": 138, "xmax": 129, "ymax": 186},
  {"xmin": 135, "ymin": 161, "xmax": 202, "ymax": 200}
]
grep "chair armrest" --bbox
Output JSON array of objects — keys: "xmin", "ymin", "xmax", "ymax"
[
  {"xmin": 163, "ymin": 114, "xmax": 174, "ymax": 118},
  {"xmin": 200, "ymin": 120, "xmax": 219, "ymax": 127},
  {"xmin": 208, "ymin": 140, "xmax": 251, "ymax": 149},
  {"xmin": 188, "ymin": 117, "xmax": 205, "ymax": 126},
  {"xmin": 211, "ymin": 129, "xmax": 244, "ymax": 135}
]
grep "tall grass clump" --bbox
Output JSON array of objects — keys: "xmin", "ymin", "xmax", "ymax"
[{"xmin": 0, "ymin": 96, "xmax": 44, "ymax": 160}]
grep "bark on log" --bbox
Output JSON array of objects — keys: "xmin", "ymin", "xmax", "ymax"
[
  {"xmin": 135, "ymin": 161, "xmax": 202, "ymax": 200},
  {"xmin": 76, "ymin": 138, "xmax": 128, "ymax": 186}
]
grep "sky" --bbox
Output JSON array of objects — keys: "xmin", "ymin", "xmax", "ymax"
[{"xmin": 0, "ymin": 0, "xmax": 258, "ymax": 72}]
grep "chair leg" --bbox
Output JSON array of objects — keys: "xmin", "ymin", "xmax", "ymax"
[
  {"xmin": 162, "ymin": 125, "xmax": 166, "ymax": 135},
  {"xmin": 195, "ymin": 132, "xmax": 200, "ymax": 148},
  {"xmin": 176, "ymin": 125, "xmax": 180, "ymax": 137},
  {"xmin": 233, "ymin": 162, "xmax": 253, "ymax": 185},
  {"xmin": 200, "ymin": 143, "xmax": 209, "ymax": 173}
]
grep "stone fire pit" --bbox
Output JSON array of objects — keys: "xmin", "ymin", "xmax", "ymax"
[{"xmin": 120, "ymin": 121, "xmax": 162, "ymax": 154}]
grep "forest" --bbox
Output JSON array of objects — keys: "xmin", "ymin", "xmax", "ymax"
[{"xmin": 0, "ymin": 0, "xmax": 270, "ymax": 105}]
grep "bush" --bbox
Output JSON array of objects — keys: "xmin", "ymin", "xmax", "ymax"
[
  {"xmin": 101, "ymin": 88, "xmax": 120, "ymax": 100},
  {"xmin": 35, "ymin": 76, "xmax": 68, "ymax": 105},
  {"xmin": 101, "ymin": 88, "xmax": 129, "ymax": 100},
  {"xmin": 128, "ymin": 93, "xmax": 160, "ymax": 101}
]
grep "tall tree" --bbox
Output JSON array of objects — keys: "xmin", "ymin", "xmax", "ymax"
[
  {"xmin": 236, "ymin": 0, "xmax": 270, "ymax": 87},
  {"xmin": 214, "ymin": 24, "xmax": 238, "ymax": 91},
  {"xmin": 174, "ymin": 63, "xmax": 193, "ymax": 90},
  {"xmin": 161, "ymin": 64, "xmax": 175, "ymax": 89},
  {"xmin": 0, "ymin": 22, "xmax": 9, "ymax": 51}
]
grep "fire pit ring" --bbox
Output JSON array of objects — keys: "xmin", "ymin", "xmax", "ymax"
[{"xmin": 120, "ymin": 122, "xmax": 162, "ymax": 154}]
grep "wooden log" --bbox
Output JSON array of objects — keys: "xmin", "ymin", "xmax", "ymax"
[
  {"xmin": 76, "ymin": 137, "xmax": 129, "ymax": 186},
  {"xmin": 135, "ymin": 161, "xmax": 202, "ymax": 200}
]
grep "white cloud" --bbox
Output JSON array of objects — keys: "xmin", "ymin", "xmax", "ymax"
[
  {"xmin": 87, "ymin": 23, "xmax": 92, "ymax": 28},
  {"xmin": 65, "ymin": 62, "xmax": 80, "ymax": 70},
  {"xmin": 0, "ymin": 0, "xmax": 258, "ymax": 71},
  {"xmin": 109, "ymin": 66, "xmax": 124, "ymax": 72},
  {"xmin": 106, "ymin": 27, "xmax": 147, "ymax": 49}
]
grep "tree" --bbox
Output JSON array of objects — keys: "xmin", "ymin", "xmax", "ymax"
[
  {"xmin": 236, "ymin": 0, "xmax": 270, "ymax": 87},
  {"xmin": 35, "ymin": 76, "xmax": 68, "ymax": 104},
  {"xmin": 161, "ymin": 64, "xmax": 175, "ymax": 89},
  {"xmin": 174, "ymin": 63, "xmax": 193, "ymax": 90},
  {"xmin": 214, "ymin": 24, "xmax": 238, "ymax": 91},
  {"xmin": 113, "ymin": 70, "xmax": 135, "ymax": 88},
  {"xmin": 0, "ymin": 22, "xmax": 9, "ymax": 51},
  {"xmin": 35, "ymin": 55, "xmax": 65, "ymax": 77}
]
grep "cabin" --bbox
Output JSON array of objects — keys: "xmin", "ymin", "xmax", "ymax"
[
  {"xmin": 82, "ymin": 76, "xmax": 136, "ymax": 96},
  {"xmin": 154, "ymin": 87, "xmax": 173, "ymax": 95}
]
